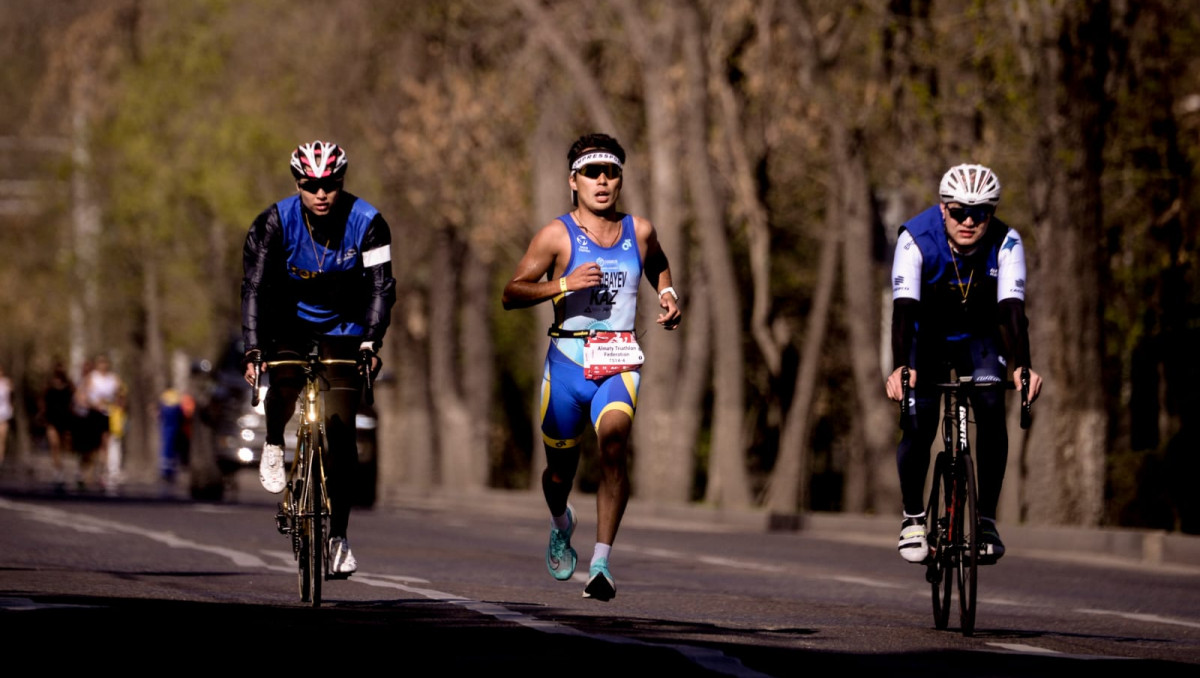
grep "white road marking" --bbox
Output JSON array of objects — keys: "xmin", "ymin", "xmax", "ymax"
[
  {"xmin": 987, "ymin": 642, "xmax": 1062, "ymax": 654},
  {"xmin": 1078, "ymin": 608, "xmax": 1200, "ymax": 629}
]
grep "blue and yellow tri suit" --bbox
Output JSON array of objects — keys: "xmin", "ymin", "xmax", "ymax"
[{"xmin": 541, "ymin": 213, "xmax": 643, "ymax": 450}]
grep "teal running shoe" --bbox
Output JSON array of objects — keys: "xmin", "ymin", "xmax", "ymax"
[
  {"xmin": 545, "ymin": 505, "xmax": 577, "ymax": 580},
  {"xmin": 582, "ymin": 557, "xmax": 616, "ymax": 601}
]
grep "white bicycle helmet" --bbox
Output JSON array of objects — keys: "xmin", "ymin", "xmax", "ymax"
[
  {"xmin": 939, "ymin": 163, "xmax": 1001, "ymax": 206},
  {"xmin": 290, "ymin": 140, "xmax": 348, "ymax": 180}
]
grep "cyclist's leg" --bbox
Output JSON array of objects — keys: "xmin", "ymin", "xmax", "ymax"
[
  {"xmin": 965, "ymin": 337, "xmax": 1008, "ymax": 521},
  {"xmin": 263, "ymin": 342, "xmax": 305, "ymax": 446},
  {"xmin": 320, "ymin": 338, "xmax": 362, "ymax": 541}
]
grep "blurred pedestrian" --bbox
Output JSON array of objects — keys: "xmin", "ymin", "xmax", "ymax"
[
  {"xmin": 75, "ymin": 355, "xmax": 124, "ymax": 491},
  {"xmin": 158, "ymin": 387, "xmax": 187, "ymax": 484},
  {"xmin": 38, "ymin": 362, "xmax": 75, "ymax": 488}
]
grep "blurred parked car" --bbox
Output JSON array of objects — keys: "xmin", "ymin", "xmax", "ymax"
[{"xmin": 199, "ymin": 337, "xmax": 378, "ymax": 507}]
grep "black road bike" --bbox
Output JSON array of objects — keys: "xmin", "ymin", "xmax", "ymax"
[{"xmin": 901, "ymin": 367, "xmax": 1030, "ymax": 636}]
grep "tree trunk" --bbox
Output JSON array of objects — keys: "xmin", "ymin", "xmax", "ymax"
[
  {"xmin": 613, "ymin": 0, "xmax": 699, "ymax": 504},
  {"xmin": 766, "ymin": 223, "xmax": 839, "ymax": 513},
  {"xmin": 832, "ymin": 124, "xmax": 898, "ymax": 514},
  {"xmin": 680, "ymin": 5, "xmax": 751, "ymax": 509},
  {"xmin": 1019, "ymin": 0, "xmax": 1109, "ymax": 526}
]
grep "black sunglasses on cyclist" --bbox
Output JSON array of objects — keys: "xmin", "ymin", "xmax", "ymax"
[
  {"xmin": 946, "ymin": 204, "xmax": 994, "ymax": 224},
  {"xmin": 576, "ymin": 163, "xmax": 622, "ymax": 180},
  {"xmin": 298, "ymin": 178, "xmax": 343, "ymax": 194}
]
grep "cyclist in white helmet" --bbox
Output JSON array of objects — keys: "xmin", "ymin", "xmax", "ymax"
[
  {"xmin": 241, "ymin": 140, "xmax": 396, "ymax": 576},
  {"xmin": 885, "ymin": 163, "xmax": 1043, "ymax": 565}
]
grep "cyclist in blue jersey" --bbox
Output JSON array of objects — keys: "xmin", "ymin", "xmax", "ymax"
[
  {"xmin": 502, "ymin": 133, "xmax": 681, "ymax": 601},
  {"xmin": 885, "ymin": 163, "xmax": 1043, "ymax": 565},
  {"xmin": 241, "ymin": 140, "xmax": 396, "ymax": 575}
]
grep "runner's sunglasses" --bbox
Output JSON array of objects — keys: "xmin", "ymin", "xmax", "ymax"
[{"xmin": 576, "ymin": 163, "xmax": 622, "ymax": 180}]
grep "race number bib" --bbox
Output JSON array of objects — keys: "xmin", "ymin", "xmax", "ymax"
[{"xmin": 583, "ymin": 331, "xmax": 644, "ymax": 380}]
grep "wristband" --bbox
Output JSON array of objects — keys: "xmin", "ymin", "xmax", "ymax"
[
  {"xmin": 658, "ymin": 286, "xmax": 678, "ymax": 302},
  {"xmin": 559, "ymin": 277, "xmax": 568, "ymax": 294}
]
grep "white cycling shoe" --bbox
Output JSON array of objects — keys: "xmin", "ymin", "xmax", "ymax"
[
  {"xmin": 259, "ymin": 443, "xmax": 286, "ymax": 494},
  {"xmin": 898, "ymin": 513, "xmax": 929, "ymax": 563},
  {"xmin": 330, "ymin": 537, "xmax": 358, "ymax": 575}
]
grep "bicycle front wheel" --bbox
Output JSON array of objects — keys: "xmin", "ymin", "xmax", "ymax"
[
  {"xmin": 957, "ymin": 453, "xmax": 979, "ymax": 636},
  {"xmin": 304, "ymin": 435, "xmax": 324, "ymax": 608},
  {"xmin": 926, "ymin": 452, "xmax": 953, "ymax": 630}
]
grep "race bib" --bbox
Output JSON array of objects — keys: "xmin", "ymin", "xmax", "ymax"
[{"xmin": 583, "ymin": 331, "xmax": 644, "ymax": 380}]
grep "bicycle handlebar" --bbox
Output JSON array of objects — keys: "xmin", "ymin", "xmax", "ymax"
[
  {"xmin": 249, "ymin": 357, "xmax": 374, "ymax": 407},
  {"xmin": 898, "ymin": 369, "xmax": 1033, "ymax": 430}
]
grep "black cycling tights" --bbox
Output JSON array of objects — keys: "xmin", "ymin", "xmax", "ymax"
[
  {"xmin": 264, "ymin": 337, "xmax": 362, "ymax": 539},
  {"xmin": 897, "ymin": 389, "xmax": 1008, "ymax": 519},
  {"xmin": 897, "ymin": 336, "xmax": 1009, "ymax": 520}
]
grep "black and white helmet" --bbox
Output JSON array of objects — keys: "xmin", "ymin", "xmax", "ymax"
[
  {"xmin": 290, "ymin": 140, "xmax": 348, "ymax": 180},
  {"xmin": 939, "ymin": 163, "xmax": 1001, "ymax": 206}
]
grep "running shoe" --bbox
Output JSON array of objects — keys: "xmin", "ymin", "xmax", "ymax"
[
  {"xmin": 582, "ymin": 558, "xmax": 616, "ymax": 601},
  {"xmin": 978, "ymin": 517, "xmax": 1005, "ymax": 564},
  {"xmin": 898, "ymin": 514, "xmax": 929, "ymax": 563},
  {"xmin": 329, "ymin": 537, "xmax": 358, "ymax": 576},
  {"xmin": 259, "ymin": 443, "xmax": 286, "ymax": 494},
  {"xmin": 546, "ymin": 505, "xmax": 577, "ymax": 580}
]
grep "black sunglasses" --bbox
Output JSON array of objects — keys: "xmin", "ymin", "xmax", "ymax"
[
  {"xmin": 576, "ymin": 163, "xmax": 622, "ymax": 180},
  {"xmin": 298, "ymin": 178, "xmax": 343, "ymax": 194},
  {"xmin": 946, "ymin": 204, "xmax": 994, "ymax": 223}
]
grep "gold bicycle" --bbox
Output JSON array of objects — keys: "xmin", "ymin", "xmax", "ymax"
[{"xmin": 251, "ymin": 346, "xmax": 372, "ymax": 607}]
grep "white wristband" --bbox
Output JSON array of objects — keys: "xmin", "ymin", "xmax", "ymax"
[{"xmin": 658, "ymin": 286, "xmax": 678, "ymax": 302}]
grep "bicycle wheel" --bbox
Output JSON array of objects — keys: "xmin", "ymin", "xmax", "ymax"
[
  {"xmin": 925, "ymin": 452, "xmax": 953, "ymax": 630},
  {"xmin": 296, "ymin": 430, "xmax": 313, "ymax": 603},
  {"xmin": 957, "ymin": 453, "xmax": 979, "ymax": 636},
  {"xmin": 307, "ymin": 436, "xmax": 324, "ymax": 608}
]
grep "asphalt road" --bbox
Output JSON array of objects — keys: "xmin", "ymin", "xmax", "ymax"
[{"xmin": 1, "ymin": 472, "xmax": 1198, "ymax": 676}]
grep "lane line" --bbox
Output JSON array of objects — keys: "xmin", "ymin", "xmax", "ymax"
[{"xmin": 1078, "ymin": 608, "xmax": 1200, "ymax": 630}]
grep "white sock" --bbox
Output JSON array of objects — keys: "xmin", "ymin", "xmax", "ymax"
[
  {"xmin": 591, "ymin": 543, "xmax": 611, "ymax": 567},
  {"xmin": 551, "ymin": 510, "xmax": 571, "ymax": 532}
]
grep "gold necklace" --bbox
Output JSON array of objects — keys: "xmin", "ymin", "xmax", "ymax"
[
  {"xmin": 576, "ymin": 211, "xmax": 620, "ymax": 248},
  {"xmin": 950, "ymin": 250, "xmax": 973, "ymax": 305},
  {"xmin": 303, "ymin": 211, "xmax": 331, "ymax": 272}
]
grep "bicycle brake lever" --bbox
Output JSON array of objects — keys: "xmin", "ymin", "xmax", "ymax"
[
  {"xmin": 899, "ymin": 366, "xmax": 912, "ymax": 431},
  {"xmin": 1019, "ymin": 369, "xmax": 1031, "ymax": 430}
]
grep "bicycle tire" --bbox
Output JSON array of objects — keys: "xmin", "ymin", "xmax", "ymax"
[
  {"xmin": 296, "ymin": 428, "xmax": 313, "ymax": 603},
  {"xmin": 307, "ymin": 432, "xmax": 324, "ymax": 608},
  {"xmin": 958, "ymin": 453, "xmax": 979, "ymax": 636},
  {"xmin": 926, "ymin": 452, "xmax": 953, "ymax": 630}
]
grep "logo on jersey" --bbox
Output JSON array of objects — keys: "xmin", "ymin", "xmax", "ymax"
[
  {"xmin": 576, "ymin": 234, "xmax": 591, "ymax": 253},
  {"xmin": 621, "ymin": 238, "xmax": 632, "ymax": 251},
  {"xmin": 1002, "ymin": 236, "xmax": 1019, "ymax": 252}
]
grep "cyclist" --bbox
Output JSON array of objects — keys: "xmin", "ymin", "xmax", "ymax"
[
  {"xmin": 884, "ymin": 163, "xmax": 1043, "ymax": 565},
  {"xmin": 241, "ymin": 140, "xmax": 396, "ymax": 576},
  {"xmin": 501, "ymin": 133, "xmax": 682, "ymax": 601}
]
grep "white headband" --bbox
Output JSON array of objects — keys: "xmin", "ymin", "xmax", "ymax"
[{"xmin": 571, "ymin": 152, "xmax": 622, "ymax": 172}]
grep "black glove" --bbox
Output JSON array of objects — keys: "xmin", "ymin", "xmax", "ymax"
[
  {"xmin": 242, "ymin": 348, "xmax": 263, "ymax": 370},
  {"xmin": 358, "ymin": 348, "xmax": 382, "ymax": 381}
]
